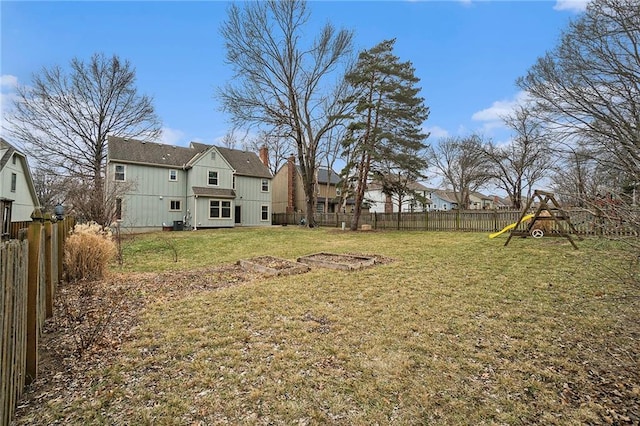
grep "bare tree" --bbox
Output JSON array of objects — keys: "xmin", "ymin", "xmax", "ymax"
[
  {"xmin": 219, "ymin": 0, "xmax": 353, "ymax": 226},
  {"xmin": 517, "ymin": 0, "xmax": 640, "ymax": 182},
  {"xmin": 6, "ymin": 53, "xmax": 161, "ymax": 224},
  {"xmin": 429, "ymin": 135, "xmax": 492, "ymax": 210},
  {"xmin": 319, "ymin": 123, "xmax": 348, "ymax": 213},
  {"xmin": 484, "ymin": 106, "xmax": 552, "ymax": 209},
  {"xmin": 31, "ymin": 167, "xmax": 63, "ymax": 212},
  {"xmin": 245, "ymin": 128, "xmax": 294, "ymax": 176}
]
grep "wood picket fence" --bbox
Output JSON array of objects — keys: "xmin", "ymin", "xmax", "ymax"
[
  {"xmin": 0, "ymin": 213, "xmax": 73, "ymax": 426},
  {"xmin": 273, "ymin": 209, "xmax": 638, "ymax": 236}
]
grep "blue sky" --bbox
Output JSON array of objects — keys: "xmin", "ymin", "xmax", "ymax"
[{"xmin": 1, "ymin": 0, "xmax": 588, "ymax": 149}]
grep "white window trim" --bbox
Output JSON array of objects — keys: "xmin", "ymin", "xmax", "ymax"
[
  {"xmin": 207, "ymin": 170, "xmax": 219, "ymax": 186},
  {"xmin": 260, "ymin": 204, "xmax": 270, "ymax": 221},
  {"xmin": 169, "ymin": 200, "xmax": 181, "ymax": 211},
  {"xmin": 169, "ymin": 169, "xmax": 178, "ymax": 182},
  {"xmin": 114, "ymin": 164, "xmax": 126, "ymax": 181},
  {"xmin": 209, "ymin": 199, "xmax": 232, "ymax": 219},
  {"xmin": 261, "ymin": 179, "xmax": 269, "ymax": 192}
]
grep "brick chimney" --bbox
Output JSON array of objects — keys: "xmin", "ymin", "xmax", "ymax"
[
  {"xmin": 259, "ymin": 145, "xmax": 269, "ymax": 169},
  {"xmin": 286, "ymin": 154, "xmax": 296, "ymax": 213}
]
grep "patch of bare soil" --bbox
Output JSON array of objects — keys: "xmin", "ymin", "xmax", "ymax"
[
  {"xmin": 346, "ymin": 252, "xmax": 395, "ymax": 265},
  {"xmin": 297, "ymin": 252, "xmax": 392, "ymax": 271},
  {"xmin": 244, "ymin": 256, "xmax": 296, "ymax": 270},
  {"xmin": 12, "ymin": 264, "xmax": 259, "ymax": 424},
  {"xmin": 238, "ymin": 256, "xmax": 310, "ymax": 276}
]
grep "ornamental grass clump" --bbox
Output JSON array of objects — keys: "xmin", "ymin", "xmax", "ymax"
[{"xmin": 64, "ymin": 222, "xmax": 116, "ymax": 282}]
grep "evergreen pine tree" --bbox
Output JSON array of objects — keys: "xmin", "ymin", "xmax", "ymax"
[{"xmin": 342, "ymin": 39, "xmax": 430, "ymax": 230}]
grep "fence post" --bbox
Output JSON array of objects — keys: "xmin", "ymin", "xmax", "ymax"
[
  {"xmin": 43, "ymin": 215, "xmax": 53, "ymax": 319},
  {"xmin": 25, "ymin": 209, "xmax": 44, "ymax": 385},
  {"xmin": 57, "ymin": 219, "xmax": 65, "ymax": 283}
]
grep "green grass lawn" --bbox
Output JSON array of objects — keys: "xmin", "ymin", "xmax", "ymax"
[{"xmin": 19, "ymin": 228, "xmax": 640, "ymax": 424}]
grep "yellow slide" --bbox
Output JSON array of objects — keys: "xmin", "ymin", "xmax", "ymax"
[{"xmin": 489, "ymin": 214, "xmax": 535, "ymax": 239}]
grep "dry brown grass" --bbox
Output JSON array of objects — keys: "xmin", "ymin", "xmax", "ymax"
[
  {"xmin": 14, "ymin": 228, "xmax": 640, "ymax": 425},
  {"xmin": 64, "ymin": 222, "xmax": 116, "ymax": 282}
]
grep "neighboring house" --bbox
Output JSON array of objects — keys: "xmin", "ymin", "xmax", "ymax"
[
  {"xmin": 426, "ymin": 189, "xmax": 459, "ymax": 211},
  {"xmin": 366, "ymin": 180, "xmax": 431, "ymax": 213},
  {"xmin": 272, "ymin": 155, "xmax": 355, "ymax": 214},
  {"xmin": 490, "ymin": 195, "xmax": 511, "ymax": 210},
  {"xmin": 469, "ymin": 191, "xmax": 495, "ymax": 210},
  {"xmin": 106, "ymin": 137, "xmax": 272, "ymax": 231},
  {"xmin": 0, "ymin": 138, "xmax": 39, "ymax": 227}
]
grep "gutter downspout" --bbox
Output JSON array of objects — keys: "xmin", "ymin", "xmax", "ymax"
[{"xmin": 193, "ymin": 195, "xmax": 198, "ymax": 230}]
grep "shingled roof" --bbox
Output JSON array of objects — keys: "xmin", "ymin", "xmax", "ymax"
[
  {"xmin": 216, "ymin": 146, "xmax": 271, "ymax": 179},
  {"xmin": 0, "ymin": 138, "xmax": 18, "ymax": 171},
  {"xmin": 108, "ymin": 137, "xmax": 271, "ymax": 178},
  {"xmin": 108, "ymin": 136, "xmax": 201, "ymax": 167},
  {"xmin": 294, "ymin": 165, "xmax": 341, "ymax": 185}
]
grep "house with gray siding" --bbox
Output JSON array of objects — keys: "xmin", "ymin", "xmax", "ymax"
[
  {"xmin": 0, "ymin": 138, "xmax": 39, "ymax": 228},
  {"xmin": 106, "ymin": 137, "xmax": 272, "ymax": 231}
]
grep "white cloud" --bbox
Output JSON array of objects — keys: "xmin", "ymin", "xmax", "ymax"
[
  {"xmin": 553, "ymin": 0, "xmax": 590, "ymax": 12},
  {"xmin": 471, "ymin": 91, "xmax": 531, "ymax": 132},
  {"xmin": 0, "ymin": 75, "xmax": 19, "ymax": 133},
  {"xmin": 0, "ymin": 75, "xmax": 18, "ymax": 89},
  {"xmin": 161, "ymin": 127, "xmax": 186, "ymax": 145},
  {"xmin": 424, "ymin": 125, "xmax": 449, "ymax": 139}
]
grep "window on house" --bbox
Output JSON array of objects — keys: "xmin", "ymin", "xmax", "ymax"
[
  {"xmin": 10, "ymin": 173, "xmax": 17, "ymax": 192},
  {"xmin": 169, "ymin": 170, "xmax": 178, "ymax": 181},
  {"xmin": 209, "ymin": 200, "xmax": 231, "ymax": 218},
  {"xmin": 115, "ymin": 198, "xmax": 122, "ymax": 220},
  {"xmin": 232, "ymin": 175, "xmax": 236, "ymax": 190},
  {"xmin": 114, "ymin": 164, "xmax": 125, "ymax": 181},
  {"xmin": 208, "ymin": 171, "xmax": 218, "ymax": 186},
  {"xmin": 261, "ymin": 205, "xmax": 269, "ymax": 221},
  {"xmin": 12, "ymin": 154, "xmax": 16, "ymax": 165},
  {"xmin": 261, "ymin": 179, "xmax": 269, "ymax": 192},
  {"xmin": 170, "ymin": 200, "xmax": 181, "ymax": 211}
]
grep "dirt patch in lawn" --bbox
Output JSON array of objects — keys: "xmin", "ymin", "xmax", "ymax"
[
  {"xmin": 238, "ymin": 255, "xmax": 310, "ymax": 276},
  {"xmin": 297, "ymin": 252, "xmax": 377, "ymax": 270}
]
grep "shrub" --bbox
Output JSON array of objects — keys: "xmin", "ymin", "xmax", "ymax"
[{"xmin": 64, "ymin": 222, "xmax": 116, "ymax": 282}]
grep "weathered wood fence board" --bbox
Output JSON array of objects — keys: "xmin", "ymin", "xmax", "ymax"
[
  {"xmin": 1, "ymin": 215, "xmax": 71, "ymax": 426},
  {"xmin": 272, "ymin": 209, "xmax": 638, "ymax": 235},
  {"xmin": 0, "ymin": 239, "xmax": 28, "ymax": 426}
]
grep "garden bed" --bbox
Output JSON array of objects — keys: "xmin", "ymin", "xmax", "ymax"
[
  {"xmin": 297, "ymin": 252, "xmax": 376, "ymax": 271},
  {"xmin": 237, "ymin": 255, "xmax": 310, "ymax": 276}
]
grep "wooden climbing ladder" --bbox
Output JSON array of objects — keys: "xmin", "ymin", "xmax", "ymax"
[{"xmin": 505, "ymin": 190, "xmax": 582, "ymax": 250}]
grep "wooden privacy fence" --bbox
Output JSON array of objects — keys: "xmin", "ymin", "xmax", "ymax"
[
  {"xmin": 272, "ymin": 209, "xmax": 639, "ymax": 236},
  {"xmin": 0, "ymin": 212, "xmax": 73, "ymax": 426}
]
